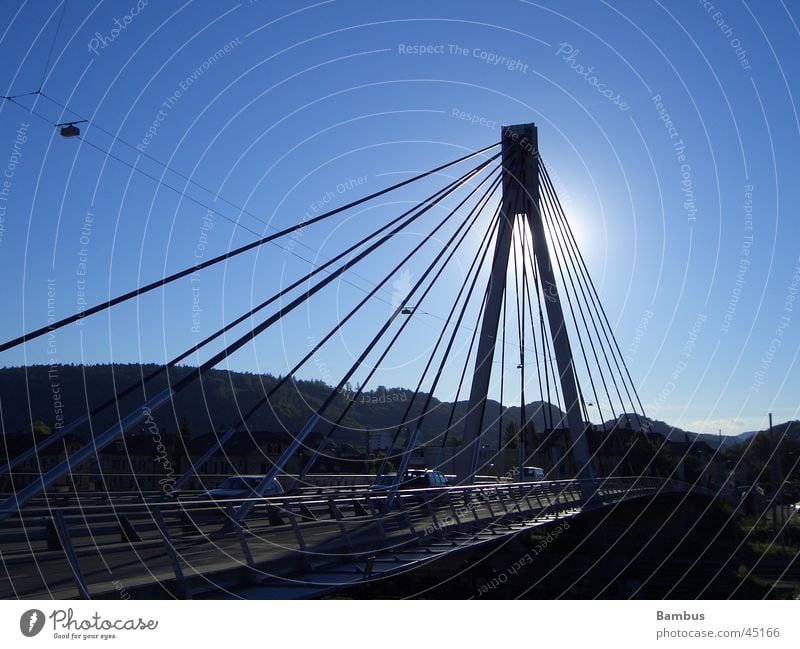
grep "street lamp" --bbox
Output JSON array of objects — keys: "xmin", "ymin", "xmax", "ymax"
[
  {"xmin": 586, "ymin": 402, "xmax": 599, "ymax": 428},
  {"xmin": 56, "ymin": 120, "xmax": 87, "ymax": 137}
]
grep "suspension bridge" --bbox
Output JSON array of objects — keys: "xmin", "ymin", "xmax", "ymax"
[{"xmin": 0, "ymin": 123, "xmax": 714, "ymax": 599}]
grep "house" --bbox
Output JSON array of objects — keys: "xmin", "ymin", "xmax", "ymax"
[{"xmin": 0, "ymin": 426, "xmax": 367, "ymax": 494}]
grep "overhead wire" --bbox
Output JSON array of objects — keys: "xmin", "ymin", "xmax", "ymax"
[
  {"xmin": 0, "ymin": 153, "xmax": 502, "ymax": 514},
  {"xmin": 4, "ymin": 90, "xmax": 502, "ymax": 326},
  {"xmin": 0, "ymin": 158, "xmax": 496, "ymax": 475},
  {"xmin": 2, "ymin": 93, "xmax": 543, "ymax": 374},
  {"xmin": 0, "ymin": 142, "xmax": 500, "ymax": 354},
  {"xmin": 38, "ymin": 1, "xmax": 67, "ymax": 92}
]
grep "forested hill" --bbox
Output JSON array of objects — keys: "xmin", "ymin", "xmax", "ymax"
[{"xmin": 0, "ymin": 364, "xmax": 564, "ymax": 446}]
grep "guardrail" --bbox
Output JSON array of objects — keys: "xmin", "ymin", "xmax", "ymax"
[{"xmin": 0, "ymin": 476, "xmax": 696, "ymax": 599}]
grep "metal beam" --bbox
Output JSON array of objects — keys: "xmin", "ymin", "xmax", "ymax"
[
  {"xmin": 383, "ymin": 426, "xmax": 420, "ymax": 512},
  {"xmin": 457, "ymin": 132, "xmax": 519, "ymax": 484}
]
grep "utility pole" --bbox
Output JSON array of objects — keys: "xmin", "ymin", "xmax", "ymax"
[{"xmin": 768, "ymin": 412, "xmax": 780, "ymax": 537}]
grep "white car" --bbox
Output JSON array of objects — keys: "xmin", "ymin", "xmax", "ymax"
[
  {"xmin": 517, "ymin": 466, "xmax": 545, "ymax": 481},
  {"xmin": 202, "ymin": 475, "xmax": 283, "ymax": 500}
]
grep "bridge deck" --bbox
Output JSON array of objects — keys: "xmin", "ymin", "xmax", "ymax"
[{"xmin": 0, "ymin": 477, "xmax": 686, "ymax": 599}]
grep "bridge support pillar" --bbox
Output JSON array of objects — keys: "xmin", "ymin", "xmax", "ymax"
[
  {"xmin": 456, "ymin": 129, "xmax": 519, "ymax": 484},
  {"xmin": 458, "ymin": 123, "xmax": 594, "ymax": 485}
]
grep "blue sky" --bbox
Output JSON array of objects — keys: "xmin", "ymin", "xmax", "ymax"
[{"xmin": 0, "ymin": 0, "xmax": 798, "ymax": 436}]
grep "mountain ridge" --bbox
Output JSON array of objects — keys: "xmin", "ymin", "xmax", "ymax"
[{"xmin": 2, "ymin": 365, "xmax": 793, "ymax": 451}]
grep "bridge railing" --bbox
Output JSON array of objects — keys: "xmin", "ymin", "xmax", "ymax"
[{"xmin": 0, "ymin": 476, "xmax": 693, "ymax": 598}]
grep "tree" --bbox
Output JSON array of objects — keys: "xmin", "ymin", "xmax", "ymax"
[
  {"xmin": 369, "ymin": 452, "xmax": 395, "ymax": 475},
  {"xmin": 444, "ymin": 435, "xmax": 462, "ymax": 448},
  {"xmin": 30, "ymin": 420, "xmax": 51, "ymax": 437},
  {"xmin": 171, "ymin": 413, "xmax": 193, "ymax": 457},
  {"xmin": 522, "ymin": 421, "xmax": 540, "ymax": 452},
  {"xmin": 625, "ymin": 431, "xmax": 675, "ymax": 477},
  {"xmin": 178, "ymin": 413, "xmax": 192, "ymax": 441},
  {"xmin": 503, "ymin": 422, "xmax": 519, "ymax": 449}
]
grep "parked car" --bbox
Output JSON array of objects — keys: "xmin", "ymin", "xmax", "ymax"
[
  {"xmin": 202, "ymin": 475, "xmax": 284, "ymax": 500},
  {"xmin": 516, "ymin": 466, "xmax": 545, "ymax": 482},
  {"xmin": 370, "ymin": 469, "xmax": 449, "ymax": 491}
]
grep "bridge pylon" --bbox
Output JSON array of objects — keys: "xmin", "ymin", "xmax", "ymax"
[{"xmin": 457, "ymin": 123, "xmax": 594, "ymax": 485}]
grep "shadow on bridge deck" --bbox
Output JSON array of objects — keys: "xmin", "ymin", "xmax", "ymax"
[{"xmin": 0, "ymin": 477, "xmax": 708, "ymax": 600}]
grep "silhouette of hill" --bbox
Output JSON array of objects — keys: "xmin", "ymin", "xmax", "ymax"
[
  {"xmin": 602, "ymin": 414, "xmax": 800, "ymax": 450},
  {"xmin": 736, "ymin": 420, "xmax": 800, "ymax": 444},
  {"xmin": 0, "ymin": 364, "xmax": 566, "ymax": 449},
  {"xmin": 10, "ymin": 365, "xmax": 786, "ymax": 452},
  {"xmin": 604, "ymin": 413, "xmax": 699, "ymax": 439}
]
